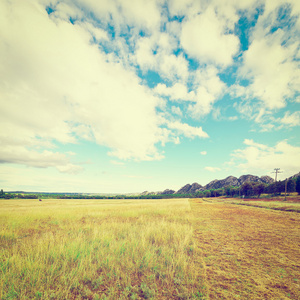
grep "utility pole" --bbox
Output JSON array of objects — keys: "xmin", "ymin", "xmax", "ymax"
[
  {"xmin": 284, "ymin": 179, "xmax": 287, "ymax": 201},
  {"xmin": 272, "ymin": 168, "xmax": 282, "ymax": 182}
]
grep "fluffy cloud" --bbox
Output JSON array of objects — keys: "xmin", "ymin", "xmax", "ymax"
[
  {"xmin": 154, "ymin": 83, "xmax": 195, "ymax": 101},
  {"xmin": 171, "ymin": 106, "xmax": 183, "ymax": 116},
  {"xmin": 205, "ymin": 166, "xmax": 221, "ymax": 172},
  {"xmin": 155, "ymin": 66, "xmax": 226, "ymax": 118},
  {"xmin": 74, "ymin": 0, "xmax": 162, "ymax": 33},
  {"xmin": 0, "ymin": 146, "xmax": 82, "ymax": 174},
  {"xmin": 181, "ymin": 7, "xmax": 240, "ymax": 67},
  {"xmin": 240, "ymin": 37, "xmax": 299, "ymax": 109},
  {"xmin": 279, "ymin": 111, "xmax": 300, "ymax": 127},
  {"xmin": 231, "ymin": 139, "xmax": 300, "ymax": 177},
  {"xmin": 134, "ymin": 35, "xmax": 189, "ymax": 82},
  {"xmin": 167, "ymin": 121, "xmax": 209, "ymax": 139},
  {"xmin": 236, "ymin": 2, "xmax": 300, "ymax": 110},
  {"xmin": 0, "ymin": 0, "xmax": 165, "ymax": 168},
  {"xmin": 189, "ymin": 66, "xmax": 226, "ymax": 118}
]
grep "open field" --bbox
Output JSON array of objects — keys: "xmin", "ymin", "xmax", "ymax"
[
  {"xmin": 0, "ymin": 199, "xmax": 204, "ymax": 299},
  {"xmin": 213, "ymin": 196, "xmax": 300, "ymax": 213},
  {"xmin": 190, "ymin": 199, "xmax": 300, "ymax": 299},
  {"xmin": 1, "ymin": 198, "xmax": 300, "ymax": 299}
]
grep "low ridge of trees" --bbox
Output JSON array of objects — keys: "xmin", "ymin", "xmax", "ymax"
[{"xmin": 1, "ymin": 176, "xmax": 299, "ymax": 200}]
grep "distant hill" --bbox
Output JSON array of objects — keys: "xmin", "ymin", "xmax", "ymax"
[
  {"xmin": 288, "ymin": 172, "xmax": 300, "ymax": 179},
  {"xmin": 177, "ymin": 183, "xmax": 203, "ymax": 194},
  {"xmin": 152, "ymin": 174, "xmax": 276, "ymax": 195},
  {"xmin": 204, "ymin": 174, "xmax": 274, "ymax": 191}
]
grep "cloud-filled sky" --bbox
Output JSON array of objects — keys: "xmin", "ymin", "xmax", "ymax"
[{"xmin": 0, "ymin": 0, "xmax": 299, "ymax": 193}]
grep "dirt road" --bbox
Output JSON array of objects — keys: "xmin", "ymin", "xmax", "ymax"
[{"xmin": 190, "ymin": 199, "xmax": 300, "ymax": 299}]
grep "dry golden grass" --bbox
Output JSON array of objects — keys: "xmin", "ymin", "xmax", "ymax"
[
  {"xmin": 190, "ymin": 199, "xmax": 300, "ymax": 299},
  {"xmin": 2, "ymin": 198, "xmax": 299, "ymax": 299},
  {"xmin": 218, "ymin": 197, "xmax": 300, "ymax": 213},
  {"xmin": 0, "ymin": 199, "xmax": 205, "ymax": 300}
]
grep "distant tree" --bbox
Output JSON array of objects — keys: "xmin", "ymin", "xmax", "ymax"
[
  {"xmin": 0, "ymin": 189, "xmax": 3, "ymax": 198},
  {"xmin": 241, "ymin": 182, "xmax": 254, "ymax": 197},
  {"xmin": 296, "ymin": 176, "xmax": 300, "ymax": 195},
  {"xmin": 287, "ymin": 179, "xmax": 296, "ymax": 193},
  {"xmin": 196, "ymin": 191, "xmax": 204, "ymax": 198},
  {"xmin": 265, "ymin": 183, "xmax": 274, "ymax": 194},
  {"xmin": 232, "ymin": 187, "xmax": 240, "ymax": 197},
  {"xmin": 253, "ymin": 183, "xmax": 265, "ymax": 198},
  {"xmin": 225, "ymin": 186, "xmax": 232, "ymax": 197},
  {"xmin": 203, "ymin": 190, "xmax": 211, "ymax": 198},
  {"xmin": 274, "ymin": 181, "xmax": 285, "ymax": 195}
]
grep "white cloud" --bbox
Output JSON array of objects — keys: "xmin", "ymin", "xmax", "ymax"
[
  {"xmin": 200, "ymin": 151, "xmax": 207, "ymax": 155},
  {"xmin": 0, "ymin": 0, "xmax": 167, "ymax": 166},
  {"xmin": 171, "ymin": 106, "xmax": 182, "ymax": 116},
  {"xmin": 155, "ymin": 66, "xmax": 226, "ymax": 119},
  {"xmin": 181, "ymin": 7, "xmax": 240, "ymax": 67},
  {"xmin": 231, "ymin": 139, "xmax": 300, "ymax": 178},
  {"xmin": 168, "ymin": 0, "xmax": 198, "ymax": 17},
  {"xmin": 154, "ymin": 83, "xmax": 195, "ymax": 101},
  {"xmin": 243, "ymin": 139, "xmax": 268, "ymax": 150},
  {"xmin": 279, "ymin": 111, "xmax": 300, "ymax": 127},
  {"xmin": 236, "ymin": 2, "xmax": 300, "ymax": 110},
  {"xmin": 75, "ymin": 0, "xmax": 162, "ymax": 33},
  {"xmin": 167, "ymin": 121, "xmax": 209, "ymax": 139},
  {"xmin": 117, "ymin": 0, "xmax": 162, "ymax": 32},
  {"xmin": 0, "ymin": 145, "xmax": 82, "ymax": 174},
  {"xmin": 80, "ymin": 22, "xmax": 109, "ymax": 42},
  {"xmin": 51, "ymin": 1, "xmax": 84, "ymax": 22},
  {"xmin": 193, "ymin": 66, "xmax": 226, "ymax": 97},
  {"xmin": 188, "ymin": 87, "xmax": 215, "ymax": 118},
  {"xmin": 189, "ymin": 66, "xmax": 226, "ymax": 118},
  {"xmin": 134, "ymin": 35, "xmax": 189, "ymax": 82},
  {"xmin": 240, "ymin": 37, "xmax": 299, "ymax": 109},
  {"xmin": 205, "ymin": 166, "xmax": 221, "ymax": 172}
]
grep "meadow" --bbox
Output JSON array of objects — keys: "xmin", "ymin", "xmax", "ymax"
[
  {"xmin": 0, "ymin": 199, "xmax": 204, "ymax": 299},
  {"xmin": 1, "ymin": 198, "xmax": 300, "ymax": 299}
]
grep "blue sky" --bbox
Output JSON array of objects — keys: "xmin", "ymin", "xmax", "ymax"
[{"xmin": 0, "ymin": 0, "xmax": 299, "ymax": 193}]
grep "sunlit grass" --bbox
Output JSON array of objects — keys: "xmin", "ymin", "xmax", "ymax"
[
  {"xmin": 224, "ymin": 199, "xmax": 300, "ymax": 212},
  {"xmin": 189, "ymin": 199, "xmax": 300, "ymax": 299},
  {"xmin": 0, "ymin": 199, "xmax": 205, "ymax": 299}
]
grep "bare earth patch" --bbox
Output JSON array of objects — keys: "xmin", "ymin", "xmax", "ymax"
[{"xmin": 190, "ymin": 199, "xmax": 300, "ymax": 300}]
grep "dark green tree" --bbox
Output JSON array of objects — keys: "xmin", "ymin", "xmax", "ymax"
[
  {"xmin": 253, "ymin": 183, "xmax": 265, "ymax": 198},
  {"xmin": 241, "ymin": 182, "xmax": 254, "ymax": 197},
  {"xmin": 225, "ymin": 186, "xmax": 232, "ymax": 197},
  {"xmin": 287, "ymin": 179, "xmax": 296, "ymax": 193},
  {"xmin": 203, "ymin": 190, "xmax": 211, "ymax": 198},
  {"xmin": 296, "ymin": 176, "xmax": 300, "ymax": 195}
]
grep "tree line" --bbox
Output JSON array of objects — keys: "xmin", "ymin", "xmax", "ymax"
[{"xmin": 1, "ymin": 176, "xmax": 300, "ymax": 200}]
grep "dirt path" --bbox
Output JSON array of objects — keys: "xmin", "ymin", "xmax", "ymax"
[{"xmin": 190, "ymin": 199, "xmax": 300, "ymax": 299}]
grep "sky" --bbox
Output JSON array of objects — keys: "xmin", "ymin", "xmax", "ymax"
[{"xmin": 0, "ymin": 0, "xmax": 299, "ymax": 193}]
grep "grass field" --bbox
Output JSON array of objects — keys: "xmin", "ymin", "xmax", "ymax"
[
  {"xmin": 0, "ymin": 199, "xmax": 204, "ymax": 299},
  {"xmin": 1, "ymin": 198, "xmax": 300, "ymax": 299},
  {"xmin": 216, "ymin": 196, "xmax": 300, "ymax": 213},
  {"xmin": 190, "ymin": 199, "xmax": 300, "ymax": 299}
]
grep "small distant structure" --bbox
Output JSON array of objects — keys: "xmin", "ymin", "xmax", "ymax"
[
  {"xmin": 272, "ymin": 168, "xmax": 282, "ymax": 182},
  {"xmin": 39, "ymin": 199, "xmax": 42, "ymax": 202}
]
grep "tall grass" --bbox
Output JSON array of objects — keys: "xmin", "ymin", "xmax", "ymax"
[{"xmin": 0, "ymin": 199, "xmax": 205, "ymax": 299}]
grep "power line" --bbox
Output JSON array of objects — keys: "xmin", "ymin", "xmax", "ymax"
[{"xmin": 272, "ymin": 168, "xmax": 283, "ymax": 182}]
